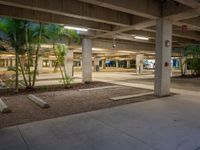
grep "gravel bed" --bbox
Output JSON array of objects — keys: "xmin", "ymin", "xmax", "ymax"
[{"xmin": 0, "ymin": 83, "xmax": 157, "ymax": 128}]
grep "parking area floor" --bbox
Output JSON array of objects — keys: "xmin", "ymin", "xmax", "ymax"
[
  {"xmin": 1, "ymin": 71, "xmax": 200, "ymax": 150},
  {"xmin": 1, "ymin": 93, "xmax": 200, "ymax": 150}
]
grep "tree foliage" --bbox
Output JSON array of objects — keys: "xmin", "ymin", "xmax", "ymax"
[
  {"xmin": 0, "ymin": 17, "xmax": 27, "ymax": 91},
  {"xmin": 45, "ymin": 24, "xmax": 80, "ymax": 87},
  {"xmin": 0, "ymin": 17, "xmax": 80, "ymax": 90},
  {"xmin": 184, "ymin": 44, "xmax": 200, "ymax": 76}
]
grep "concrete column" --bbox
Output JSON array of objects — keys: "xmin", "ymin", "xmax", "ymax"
[
  {"xmin": 154, "ymin": 19, "xmax": 172, "ymax": 96},
  {"xmin": 12, "ymin": 59, "xmax": 15, "ymax": 67},
  {"xmin": 6, "ymin": 59, "xmax": 8, "ymax": 67},
  {"xmin": 127, "ymin": 60, "xmax": 130, "ymax": 68},
  {"xmin": 94, "ymin": 57, "xmax": 99, "ymax": 72},
  {"xmin": 64, "ymin": 50, "xmax": 73, "ymax": 77},
  {"xmin": 5, "ymin": 59, "xmax": 7, "ymax": 67},
  {"xmin": 3, "ymin": 59, "xmax": 5, "ymax": 67},
  {"xmin": 136, "ymin": 54, "xmax": 144, "ymax": 74},
  {"xmin": 116, "ymin": 60, "xmax": 119, "ymax": 68},
  {"xmin": 82, "ymin": 38, "xmax": 92, "ymax": 83},
  {"xmin": 37, "ymin": 57, "xmax": 43, "ymax": 73},
  {"xmin": 10, "ymin": 59, "xmax": 13, "ymax": 67},
  {"xmin": 0, "ymin": 59, "xmax": 2, "ymax": 67},
  {"xmin": 102, "ymin": 59, "xmax": 106, "ymax": 69},
  {"xmin": 49, "ymin": 60, "xmax": 52, "ymax": 68},
  {"xmin": 80, "ymin": 59, "xmax": 82, "ymax": 68},
  {"xmin": 180, "ymin": 57, "xmax": 187, "ymax": 75},
  {"xmin": 4, "ymin": 59, "xmax": 7, "ymax": 67},
  {"xmin": 7, "ymin": 59, "xmax": 11, "ymax": 67}
]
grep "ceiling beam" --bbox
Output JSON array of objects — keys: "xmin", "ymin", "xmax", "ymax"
[
  {"xmin": 0, "ymin": 0, "xmax": 146, "ymax": 27},
  {"xmin": 90, "ymin": 0, "xmax": 200, "ymax": 39},
  {"xmin": 108, "ymin": 33, "xmax": 155, "ymax": 44},
  {"xmin": 164, "ymin": 0, "xmax": 200, "ymax": 22},
  {"xmin": 78, "ymin": 0, "xmax": 192, "ymax": 20},
  {"xmin": 172, "ymin": 0, "xmax": 200, "ymax": 8},
  {"xmin": 179, "ymin": 16, "xmax": 200, "ymax": 31},
  {"xmin": 0, "ymin": 0, "xmax": 199, "ymax": 45},
  {"xmin": 0, "ymin": 5, "xmax": 115, "ymax": 32},
  {"xmin": 125, "ymin": 30, "xmax": 196, "ymax": 44},
  {"xmin": 143, "ymin": 27, "xmax": 200, "ymax": 41},
  {"xmin": 78, "ymin": 0, "xmax": 161, "ymax": 19},
  {"xmin": 94, "ymin": 20, "xmax": 155, "ymax": 38},
  {"xmin": 92, "ymin": 38, "xmax": 155, "ymax": 52},
  {"xmin": 1, "ymin": 3, "xmax": 198, "ymax": 44},
  {"xmin": 164, "ymin": 8, "xmax": 200, "ymax": 22}
]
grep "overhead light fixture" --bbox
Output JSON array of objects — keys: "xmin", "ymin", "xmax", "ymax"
[
  {"xmin": 64, "ymin": 26, "xmax": 88, "ymax": 32},
  {"xmin": 112, "ymin": 36, "xmax": 116, "ymax": 48},
  {"xmin": 134, "ymin": 36, "xmax": 149, "ymax": 40},
  {"xmin": 92, "ymin": 48, "xmax": 106, "ymax": 51}
]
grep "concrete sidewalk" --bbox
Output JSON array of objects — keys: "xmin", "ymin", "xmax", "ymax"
[
  {"xmin": 95, "ymin": 78, "xmax": 200, "ymax": 96},
  {"xmin": 1, "ymin": 94, "xmax": 200, "ymax": 150}
]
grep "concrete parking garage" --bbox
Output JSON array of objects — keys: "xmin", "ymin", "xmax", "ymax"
[{"xmin": 0, "ymin": 0, "xmax": 200, "ymax": 150}]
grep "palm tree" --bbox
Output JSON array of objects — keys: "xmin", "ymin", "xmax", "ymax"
[
  {"xmin": 184, "ymin": 44, "xmax": 200, "ymax": 76},
  {"xmin": 0, "ymin": 17, "xmax": 26, "ymax": 92},
  {"xmin": 54, "ymin": 44, "xmax": 67, "ymax": 85},
  {"xmin": 22, "ymin": 21, "xmax": 47, "ymax": 88},
  {"xmin": 45, "ymin": 24, "xmax": 80, "ymax": 87},
  {"xmin": 0, "ymin": 18, "xmax": 48, "ymax": 90},
  {"xmin": 0, "ymin": 18, "xmax": 80, "ymax": 89},
  {"xmin": 31, "ymin": 23, "xmax": 44, "ymax": 87}
]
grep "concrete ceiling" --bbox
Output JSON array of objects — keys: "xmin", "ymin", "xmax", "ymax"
[{"xmin": 0, "ymin": 0, "xmax": 199, "ymax": 53}]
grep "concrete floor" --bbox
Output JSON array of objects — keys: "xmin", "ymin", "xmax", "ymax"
[
  {"xmin": 1, "ymin": 94, "xmax": 200, "ymax": 150},
  {"xmin": 1, "ymin": 71, "xmax": 200, "ymax": 150},
  {"xmin": 31, "ymin": 71, "xmax": 200, "ymax": 92}
]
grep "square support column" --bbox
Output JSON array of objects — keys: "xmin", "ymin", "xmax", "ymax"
[
  {"xmin": 127, "ymin": 60, "xmax": 130, "ymax": 68},
  {"xmin": 37, "ymin": 57, "xmax": 43, "ymax": 74},
  {"xmin": 94, "ymin": 56, "xmax": 100, "ymax": 72},
  {"xmin": 181, "ymin": 57, "xmax": 187, "ymax": 75},
  {"xmin": 154, "ymin": 19, "xmax": 172, "ymax": 96},
  {"xmin": 136, "ymin": 54, "xmax": 144, "ymax": 74},
  {"xmin": 64, "ymin": 50, "xmax": 74, "ymax": 77},
  {"xmin": 8, "ymin": 59, "xmax": 11, "ymax": 67},
  {"xmin": 116, "ymin": 60, "xmax": 119, "ymax": 68},
  {"xmin": 82, "ymin": 38, "xmax": 92, "ymax": 83},
  {"xmin": 49, "ymin": 60, "xmax": 53, "ymax": 68},
  {"xmin": 102, "ymin": 58, "xmax": 106, "ymax": 69},
  {"xmin": 12, "ymin": 59, "xmax": 15, "ymax": 67}
]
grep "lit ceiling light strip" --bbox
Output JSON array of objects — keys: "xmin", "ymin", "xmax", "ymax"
[
  {"xmin": 64, "ymin": 26, "xmax": 88, "ymax": 31},
  {"xmin": 134, "ymin": 36, "xmax": 149, "ymax": 40}
]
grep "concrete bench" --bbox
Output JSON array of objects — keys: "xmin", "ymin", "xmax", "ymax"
[
  {"xmin": 110, "ymin": 92, "xmax": 154, "ymax": 101},
  {"xmin": 27, "ymin": 94, "xmax": 49, "ymax": 108},
  {"xmin": 78, "ymin": 85, "xmax": 121, "ymax": 91},
  {"xmin": 0, "ymin": 98, "xmax": 11, "ymax": 113}
]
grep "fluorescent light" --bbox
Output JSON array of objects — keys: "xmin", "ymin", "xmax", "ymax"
[
  {"xmin": 134, "ymin": 36, "xmax": 149, "ymax": 40},
  {"xmin": 119, "ymin": 51, "xmax": 136, "ymax": 54},
  {"xmin": 64, "ymin": 26, "xmax": 88, "ymax": 31},
  {"xmin": 92, "ymin": 48, "xmax": 105, "ymax": 51}
]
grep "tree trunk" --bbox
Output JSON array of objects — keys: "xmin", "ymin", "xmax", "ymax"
[
  {"xmin": 25, "ymin": 25, "xmax": 32, "ymax": 88},
  {"xmin": 15, "ymin": 48, "xmax": 19, "ymax": 92},
  {"xmin": 54, "ymin": 48, "xmax": 66, "ymax": 85},
  {"xmin": 18, "ymin": 55, "xmax": 28, "ymax": 87},
  {"xmin": 27, "ymin": 46, "xmax": 32, "ymax": 87},
  {"xmin": 32, "ymin": 23, "xmax": 42, "ymax": 87}
]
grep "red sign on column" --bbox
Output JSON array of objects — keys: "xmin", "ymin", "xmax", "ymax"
[{"xmin": 182, "ymin": 25, "xmax": 188, "ymax": 32}]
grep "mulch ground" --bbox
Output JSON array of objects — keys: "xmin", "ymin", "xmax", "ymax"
[
  {"xmin": 0, "ymin": 82, "xmax": 157, "ymax": 128},
  {"xmin": 0, "ymin": 81, "xmax": 112, "ymax": 96}
]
